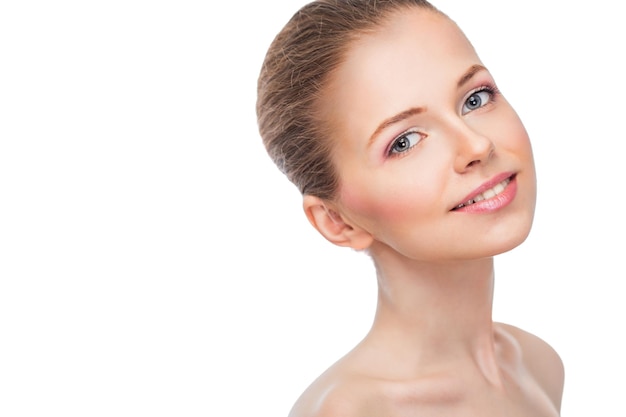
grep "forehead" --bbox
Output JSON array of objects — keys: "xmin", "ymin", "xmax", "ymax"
[
  {"xmin": 337, "ymin": 8, "xmax": 479, "ymax": 84},
  {"xmin": 321, "ymin": 8, "xmax": 481, "ymax": 138}
]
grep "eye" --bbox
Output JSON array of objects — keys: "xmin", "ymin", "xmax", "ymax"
[
  {"xmin": 388, "ymin": 130, "xmax": 423, "ymax": 156},
  {"xmin": 462, "ymin": 88, "xmax": 493, "ymax": 115}
]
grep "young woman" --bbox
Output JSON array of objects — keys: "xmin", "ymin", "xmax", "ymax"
[{"xmin": 256, "ymin": 1, "xmax": 564, "ymax": 415}]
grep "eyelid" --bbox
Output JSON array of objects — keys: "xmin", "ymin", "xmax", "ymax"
[
  {"xmin": 465, "ymin": 84, "xmax": 497, "ymax": 101},
  {"xmin": 386, "ymin": 128, "xmax": 425, "ymax": 157},
  {"xmin": 461, "ymin": 83, "xmax": 500, "ymax": 113}
]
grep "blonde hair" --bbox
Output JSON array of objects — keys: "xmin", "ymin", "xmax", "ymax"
[{"xmin": 256, "ymin": 0, "xmax": 439, "ymax": 200}]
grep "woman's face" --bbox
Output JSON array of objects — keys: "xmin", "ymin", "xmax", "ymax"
[{"xmin": 322, "ymin": 8, "xmax": 536, "ymax": 262}]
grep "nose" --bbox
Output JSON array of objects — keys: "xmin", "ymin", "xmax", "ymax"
[{"xmin": 449, "ymin": 120, "xmax": 495, "ymax": 173}]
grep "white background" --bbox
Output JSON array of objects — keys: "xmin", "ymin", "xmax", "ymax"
[{"xmin": 1, "ymin": 0, "xmax": 624, "ymax": 416}]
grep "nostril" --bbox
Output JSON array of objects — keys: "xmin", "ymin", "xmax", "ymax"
[{"xmin": 466, "ymin": 159, "xmax": 480, "ymax": 168}]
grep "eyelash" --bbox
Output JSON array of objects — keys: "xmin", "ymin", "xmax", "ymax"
[
  {"xmin": 462, "ymin": 83, "xmax": 501, "ymax": 113},
  {"xmin": 386, "ymin": 128, "xmax": 425, "ymax": 158}
]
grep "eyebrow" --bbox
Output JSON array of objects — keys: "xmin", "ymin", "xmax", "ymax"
[
  {"xmin": 367, "ymin": 64, "xmax": 489, "ymax": 147},
  {"xmin": 367, "ymin": 107, "xmax": 425, "ymax": 147},
  {"xmin": 457, "ymin": 64, "xmax": 488, "ymax": 88}
]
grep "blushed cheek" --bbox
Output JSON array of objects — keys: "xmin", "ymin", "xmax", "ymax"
[
  {"xmin": 501, "ymin": 111, "xmax": 537, "ymax": 204},
  {"xmin": 495, "ymin": 108, "xmax": 534, "ymax": 164},
  {"xmin": 338, "ymin": 176, "xmax": 439, "ymax": 229},
  {"xmin": 515, "ymin": 123, "xmax": 536, "ymax": 181},
  {"xmin": 338, "ymin": 183, "xmax": 391, "ymax": 222},
  {"xmin": 506, "ymin": 108, "xmax": 532, "ymax": 147}
]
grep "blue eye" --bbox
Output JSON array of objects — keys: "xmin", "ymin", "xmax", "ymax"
[
  {"xmin": 462, "ymin": 88, "xmax": 493, "ymax": 114},
  {"xmin": 389, "ymin": 130, "xmax": 423, "ymax": 155}
]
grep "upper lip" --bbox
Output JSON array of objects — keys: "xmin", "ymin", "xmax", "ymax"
[{"xmin": 451, "ymin": 172, "xmax": 516, "ymax": 211}]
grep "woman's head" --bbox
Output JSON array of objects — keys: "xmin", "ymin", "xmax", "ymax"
[
  {"xmin": 257, "ymin": 1, "xmax": 536, "ymax": 260},
  {"xmin": 257, "ymin": 0, "xmax": 440, "ymax": 201}
]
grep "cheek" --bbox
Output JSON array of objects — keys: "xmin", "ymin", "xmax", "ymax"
[
  {"xmin": 497, "ymin": 105, "xmax": 534, "ymax": 154},
  {"xmin": 512, "ymin": 118, "xmax": 532, "ymax": 152},
  {"xmin": 338, "ymin": 171, "xmax": 443, "ymax": 229},
  {"xmin": 341, "ymin": 185, "xmax": 410, "ymax": 220},
  {"xmin": 495, "ymin": 109, "xmax": 537, "ymax": 202}
]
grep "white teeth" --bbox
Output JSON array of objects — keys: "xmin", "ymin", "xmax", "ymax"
[
  {"xmin": 483, "ymin": 189, "xmax": 496, "ymax": 199},
  {"xmin": 456, "ymin": 178, "xmax": 511, "ymax": 209},
  {"xmin": 493, "ymin": 182, "xmax": 505, "ymax": 194}
]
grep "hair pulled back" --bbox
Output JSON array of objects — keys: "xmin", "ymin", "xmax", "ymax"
[{"xmin": 256, "ymin": 0, "xmax": 438, "ymax": 200}]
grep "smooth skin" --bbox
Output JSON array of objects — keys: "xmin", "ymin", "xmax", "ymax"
[{"xmin": 297, "ymin": 7, "xmax": 564, "ymax": 417}]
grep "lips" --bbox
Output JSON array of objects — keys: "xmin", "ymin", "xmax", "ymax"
[{"xmin": 451, "ymin": 173, "xmax": 516, "ymax": 211}]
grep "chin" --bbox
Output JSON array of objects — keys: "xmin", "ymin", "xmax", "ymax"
[
  {"xmin": 457, "ymin": 214, "xmax": 535, "ymax": 260},
  {"xmin": 488, "ymin": 218, "xmax": 534, "ymax": 257}
]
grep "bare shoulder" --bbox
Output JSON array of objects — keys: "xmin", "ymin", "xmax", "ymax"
[
  {"xmin": 496, "ymin": 322, "xmax": 565, "ymax": 410},
  {"xmin": 287, "ymin": 370, "xmax": 377, "ymax": 417}
]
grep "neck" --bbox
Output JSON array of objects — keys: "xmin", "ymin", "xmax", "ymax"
[{"xmin": 362, "ymin": 244, "xmax": 500, "ymax": 382}]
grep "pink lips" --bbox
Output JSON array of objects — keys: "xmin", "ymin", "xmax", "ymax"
[{"xmin": 452, "ymin": 172, "xmax": 517, "ymax": 213}]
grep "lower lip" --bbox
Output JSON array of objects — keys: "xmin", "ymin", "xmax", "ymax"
[{"xmin": 453, "ymin": 176, "xmax": 518, "ymax": 213}]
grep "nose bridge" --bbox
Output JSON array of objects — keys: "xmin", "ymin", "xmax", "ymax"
[{"xmin": 442, "ymin": 115, "xmax": 494, "ymax": 172}]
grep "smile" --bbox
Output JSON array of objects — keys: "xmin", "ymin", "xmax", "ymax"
[{"xmin": 452, "ymin": 175, "xmax": 516, "ymax": 211}]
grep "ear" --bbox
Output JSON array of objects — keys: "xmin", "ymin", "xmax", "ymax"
[{"xmin": 302, "ymin": 195, "xmax": 374, "ymax": 251}]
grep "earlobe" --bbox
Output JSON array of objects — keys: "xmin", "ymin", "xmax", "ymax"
[{"xmin": 302, "ymin": 195, "xmax": 373, "ymax": 250}]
